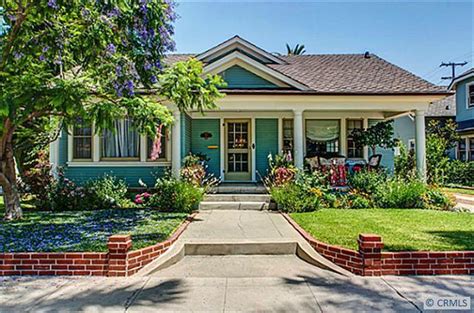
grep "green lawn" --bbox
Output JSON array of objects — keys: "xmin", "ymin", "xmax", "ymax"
[
  {"xmin": 291, "ymin": 209, "xmax": 474, "ymax": 251},
  {"xmin": 0, "ymin": 196, "xmax": 187, "ymax": 252},
  {"xmin": 442, "ymin": 187, "xmax": 474, "ymax": 196}
]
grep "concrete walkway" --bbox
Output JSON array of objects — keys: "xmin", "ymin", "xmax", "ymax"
[{"xmin": 1, "ymin": 263, "xmax": 472, "ymax": 312}]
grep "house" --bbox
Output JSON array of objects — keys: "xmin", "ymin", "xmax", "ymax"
[
  {"xmin": 49, "ymin": 36, "xmax": 451, "ymax": 186},
  {"xmin": 449, "ymin": 68, "xmax": 474, "ymax": 161},
  {"xmin": 378, "ymin": 94, "xmax": 456, "ymax": 168}
]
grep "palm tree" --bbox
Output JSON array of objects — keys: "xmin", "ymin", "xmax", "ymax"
[{"xmin": 286, "ymin": 43, "xmax": 306, "ymax": 56}]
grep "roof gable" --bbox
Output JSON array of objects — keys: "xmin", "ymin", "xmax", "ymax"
[
  {"xmin": 220, "ymin": 65, "xmax": 279, "ymax": 89},
  {"xmin": 197, "ymin": 35, "xmax": 286, "ymax": 65}
]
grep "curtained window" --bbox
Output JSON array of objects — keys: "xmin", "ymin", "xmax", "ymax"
[
  {"xmin": 305, "ymin": 120, "xmax": 340, "ymax": 158},
  {"xmin": 101, "ymin": 119, "xmax": 140, "ymax": 159},
  {"xmin": 72, "ymin": 119, "xmax": 92, "ymax": 160},
  {"xmin": 282, "ymin": 119, "xmax": 294, "ymax": 154}
]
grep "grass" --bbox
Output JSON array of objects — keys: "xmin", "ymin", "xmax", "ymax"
[
  {"xmin": 0, "ymin": 196, "xmax": 187, "ymax": 252},
  {"xmin": 290, "ymin": 209, "xmax": 474, "ymax": 251},
  {"xmin": 442, "ymin": 187, "xmax": 474, "ymax": 196}
]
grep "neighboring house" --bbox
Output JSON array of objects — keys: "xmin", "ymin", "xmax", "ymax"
[
  {"xmin": 381, "ymin": 94, "xmax": 456, "ymax": 168},
  {"xmin": 50, "ymin": 36, "xmax": 450, "ymax": 186},
  {"xmin": 449, "ymin": 68, "xmax": 474, "ymax": 161}
]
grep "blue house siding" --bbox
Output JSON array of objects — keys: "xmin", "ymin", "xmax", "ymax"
[
  {"xmin": 63, "ymin": 166, "xmax": 166, "ymax": 187},
  {"xmin": 255, "ymin": 119, "xmax": 278, "ymax": 178},
  {"xmin": 220, "ymin": 65, "xmax": 278, "ymax": 89},
  {"xmin": 190, "ymin": 119, "xmax": 221, "ymax": 178},
  {"xmin": 455, "ymin": 76, "xmax": 474, "ymax": 123}
]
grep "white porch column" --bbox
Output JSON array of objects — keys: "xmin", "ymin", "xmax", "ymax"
[
  {"xmin": 49, "ymin": 137, "xmax": 60, "ymax": 178},
  {"xmin": 171, "ymin": 110, "xmax": 181, "ymax": 177},
  {"xmin": 293, "ymin": 109, "xmax": 304, "ymax": 169},
  {"xmin": 415, "ymin": 110, "xmax": 427, "ymax": 180}
]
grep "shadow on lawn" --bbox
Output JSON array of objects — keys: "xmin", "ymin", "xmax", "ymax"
[{"xmin": 426, "ymin": 230, "xmax": 474, "ymax": 251}]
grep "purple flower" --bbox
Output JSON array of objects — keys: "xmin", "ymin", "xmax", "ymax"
[
  {"xmin": 47, "ymin": 0, "xmax": 58, "ymax": 9},
  {"xmin": 106, "ymin": 43, "xmax": 116, "ymax": 55},
  {"xmin": 144, "ymin": 61, "xmax": 152, "ymax": 71},
  {"xmin": 39, "ymin": 55, "xmax": 46, "ymax": 62},
  {"xmin": 150, "ymin": 75, "xmax": 157, "ymax": 84}
]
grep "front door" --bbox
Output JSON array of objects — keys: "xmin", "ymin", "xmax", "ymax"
[{"xmin": 225, "ymin": 120, "xmax": 252, "ymax": 181}]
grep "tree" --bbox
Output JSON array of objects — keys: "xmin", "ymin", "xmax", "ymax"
[
  {"xmin": 0, "ymin": 1, "xmax": 224, "ymax": 220},
  {"xmin": 286, "ymin": 43, "xmax": 306, "ymax": 56},
  {"xmin": 426, "ymin": 119, "xmax": 459, "ymax": 184},
  {"xmin": 351, "ymin": 121, "xmax": 396, "ymax": 156}
]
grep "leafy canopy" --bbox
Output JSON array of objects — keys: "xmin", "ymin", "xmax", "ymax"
[
  {"xmin": 351, "ymin": 120, "xmax": 396, "ymax": 155},
  {"xmin": 0, "ymin": 0, "xmax": 224, "ymax": 141}
]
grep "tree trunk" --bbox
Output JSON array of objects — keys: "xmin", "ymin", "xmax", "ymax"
[
  {"xmin": 1, "ymin": 137, "xmax": 23, "ymax": 220},
  {"xmin": 2, "ymin": 177, "xmax": 22, "ymax": 220}
]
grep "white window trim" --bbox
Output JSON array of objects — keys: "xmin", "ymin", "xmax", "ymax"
[
  {"xmin": 467, "ymin": 82, "xmax": 474, "ymax": 109},
  {"xmin": 68, "ymin": 124, "xmax": 171, "ymax": 167}
]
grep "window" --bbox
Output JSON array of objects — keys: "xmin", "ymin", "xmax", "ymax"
[
  {"xmin": 72, "ymin": 120, "xmax": 92, "ymax": 160},
  {"xmin": 469, "ymin": 138, "xmax": 474, "ymax": 161},
  {"xmin": 468, "ymin": 84, "xmax": 474, "ymax": 108},
  {"xmin": 305, "ymin": 120, "xmax": 340, "ymax": 158},
  {"xmin": 147, "ymin": 128, "xmax": 168, "ymax": 160},
  {"xmin": 282, "ymin": 119, "xmax": 294, "ymax": 154},
  {"xmin": 101, "ymin": 119, "xmax": 140, "ymax": 159},
  {"xmin": 458, "ymin": 139, "xmax": 467, "ymax": 161},
  {"xmin": 347, "ymin": 119, "xmax": 363, "ymax": 158},
  {"xmin": 408, "ymin": 139, "xmax": 416, "ymax": 152}
]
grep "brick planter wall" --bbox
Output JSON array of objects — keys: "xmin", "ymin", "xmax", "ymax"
[
  {"xmin": 283, "ymin": 213, "xmax": 474, "ymax": 276},
  {"xmin": 0, "ymin": 213, "xmax": 195, "ymax": 277}
]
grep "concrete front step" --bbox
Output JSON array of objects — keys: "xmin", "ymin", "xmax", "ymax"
[
  {"xmin": 211, "ymin": 184, "xmax": 267, "ymax": 194},
  {"xmin": 199, "ymin": 201, "xmax": 269, "ymax": 211},
  {"xmin": 185, "ymin": 242, "xmax": 297, "ymax": 256},
  {"xmin": 204, "ymin": 194, "xmax": 271, "ymax": 202},
  {"xmin": 454, "ymin": 194, "xmax": 474, "ymax": 205}
]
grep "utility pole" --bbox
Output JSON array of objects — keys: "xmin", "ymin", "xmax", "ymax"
[{"xmin": 440, "ymin": 61, "xmax": 468, "ymax": 80}]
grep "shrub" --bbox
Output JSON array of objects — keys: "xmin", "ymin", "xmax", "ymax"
[
  {"xmin": 47, "ymin": 174, "xmax": 88, "ymax": 211},
  {"xmin": 149, "ymin": 176, "xmax": 204, "ymax": 213},
  {"xmin": 180, "ymin": 153, "xmax": 219, "ymax": 190},
  {"xmin": 45, "ymin": 174, "xmax": 132, "ymax": 211},
  {"xmin": 270, "ymin": 183, "xmax": 322, "ymax": 213},
  {"xmin": 83, "ymin": 175, "xmax": 132, "ymax": 209},
  {"xmin": 422, "ymin": 188, "xmax": 455, "ymax": 210},
  {"xmin": 446, "ymin": 160, "xmax": 474, "ymax": 187},
  {"xmin": 375, "ymin": 178, "xmax": 427, "ymax": 208},
  {"xmin": 18, "ymin": 151, "xmax": 54, "ymax": 206},
  {"xmin": 348, "ymin": 169, "xmax": 387, "ymax": 195},
  {"xmin": 263, "ymin": 152, "xmax": 297, "ymax": 187},
  {"xmin": 394, "ymin": 143, "xmax": 417, "ymax": 180}
]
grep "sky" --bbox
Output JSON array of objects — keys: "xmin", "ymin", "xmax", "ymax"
[{"xmin": 173, "ymin": 0, "xmax": 474, "ymax": 85}]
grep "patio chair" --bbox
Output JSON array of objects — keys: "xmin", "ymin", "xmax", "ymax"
[
  {"xmin": 368, "ymin": 154, "xmax": 382, "ymax": 170},
  {"xmin": 305, "ymin": 156, "xmax": 320, "ymax": 172}
]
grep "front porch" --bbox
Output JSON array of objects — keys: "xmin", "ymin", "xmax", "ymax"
[{"xmin": 171, "ymin": 104, "xmax": 428, "ymax": 182}]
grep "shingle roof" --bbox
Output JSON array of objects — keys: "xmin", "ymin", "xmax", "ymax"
[
  {"xmin": 164, "ymin": 53, "xmax": 449, "ymax": 95},
  {"xmin": 426, "ymin": 94, "xmax": 456, "ymax": 117}
]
